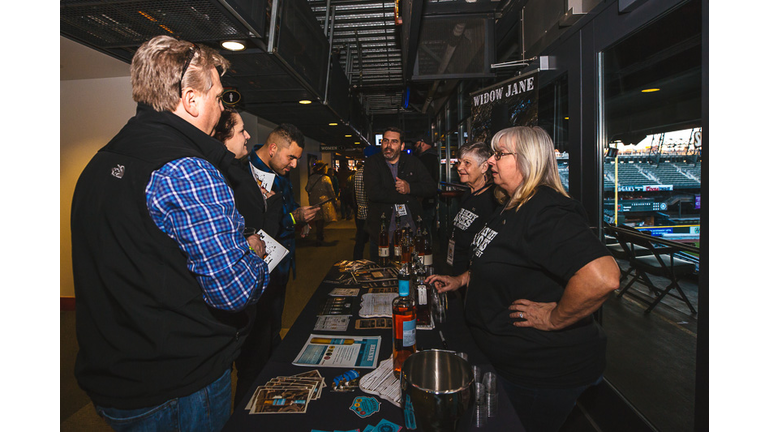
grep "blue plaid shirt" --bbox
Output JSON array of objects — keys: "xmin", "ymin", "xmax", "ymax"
[{"xmin": 146, "ymin": 157, "xmax": 269, "ymax": 311}]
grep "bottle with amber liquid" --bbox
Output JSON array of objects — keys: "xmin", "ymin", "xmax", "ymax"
[
  {"xmin": 392, "ymin": 262, "xmax": 416, "ymax": 378},
  {"xmin": 400, "ymin": 227, "xmax": 412, "ymax": 265},
  {"xmin": 393, "ymin": 214, "xmax": 402, "ymax": 264},
  {"xmin": 414, "ymin": 217, "xmax": 426, "ymax": 264},
  {"xmin": 378, "ymin": 213, "xmax": 389, "ymax": 266},
  {"xmin": 421, "ymin": 224, "xmax": 433, "ymax": 268}
]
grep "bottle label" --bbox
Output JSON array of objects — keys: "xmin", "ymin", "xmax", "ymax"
[
  {"xmin": 394, "ymin": 246, "xmax": 401, "ymax": 256},
  {"xmin": 423, "ymin": 254, "xmax": 433, "ymax": 266},
  {"xmin": 378, "ymin": 247, "xmax": 389, "ymax": 257},
  {"xmin": 398, "ymin": 279, "xmax": 409, "ymax": 296},
  {"xmin": 418, "ymin": 284, "xmax": 428, "ymax": 305},
  {"xmin": 402, "ymin": 319, "xmax": 416, "ymax": 347}
]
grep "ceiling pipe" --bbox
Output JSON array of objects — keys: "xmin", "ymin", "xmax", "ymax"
[{"xmin": 422, "ymin": 22, "xmax": 466, "ymax": 113}]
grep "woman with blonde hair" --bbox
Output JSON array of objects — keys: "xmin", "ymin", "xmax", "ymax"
[{"xmin": 427, "ymin": 126, "xmax": 620, "ymax": 432}]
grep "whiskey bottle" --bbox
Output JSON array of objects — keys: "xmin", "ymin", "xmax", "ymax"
[
  {"xmin": 413, "ymin": 256, "xmax": 431, "ymax": 326},
  {"xmin": 393, "ymin": 214, "xmax": 402, "ymax": 264},
  {"xmin": 392, "ymin": 262, "xmax": 416, "ymax": 378},
  {"xmin": 378, "ymin": 213, "xmax": 389, "ymax": 266}
]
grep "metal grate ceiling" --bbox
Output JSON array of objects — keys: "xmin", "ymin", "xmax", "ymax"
[{"xmin": 307, "ymin": 0, "xmax": 404, "ymax": 115}]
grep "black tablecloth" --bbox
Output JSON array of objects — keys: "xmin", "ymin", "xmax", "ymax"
[{"xmin": 223, "ymin": 263, "xmax": 525, "ymax": 431}]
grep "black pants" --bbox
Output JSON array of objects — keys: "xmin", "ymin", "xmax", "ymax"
[
  {"xmin": 353, "ymin": 218, "xmax": 369, "ymax": 260},
  {"xmin": 233, "ymin": 279, "xmax": 286, "ymax": 406}
]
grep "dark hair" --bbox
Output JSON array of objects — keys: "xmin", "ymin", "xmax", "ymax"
[
  {"xmin": 213, "ymin": 108, "xmax": 239, "ymax": 143},
  {"xmin": 384, "ymin": 126, "xmax": 404, "ymax": 142},
  {"xmin": 268, "ymin": 123, "xmax": 305, "ymax": 149}
]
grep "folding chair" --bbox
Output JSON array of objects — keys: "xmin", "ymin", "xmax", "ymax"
[
  {"xmin": 613, "ymin": 227, "xmax": 697, "ymax": 315},
  {"xmin": 604, "ymin": 225, "xmax": 652, "ymax": 282}
]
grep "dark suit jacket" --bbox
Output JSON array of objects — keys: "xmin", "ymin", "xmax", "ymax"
[{"xmin": 363, "ymin": 151, "xmax": 437, "ymax": 238}]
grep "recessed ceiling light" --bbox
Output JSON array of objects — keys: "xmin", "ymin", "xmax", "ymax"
[
  {"xmin": 355, "ymin": 142, "xmax": 361, "ymax": 145},
  {"xmin": 641, "ymin": 88, "xmax": 660, "ymax": 93},
  {"xmin": 221, "ymin": 40, "xmax": 246, "ymax": 51},
  {"xmin": 299, "ymin": 100, "xmax": 312, "ymax": 105},
  {"xmin": 329, "ymin": 122, "xmax": 338, "ymax": 126},
  {"xmin": 345, "ymin": 135, "xmax": 352, "ymax": 138}
]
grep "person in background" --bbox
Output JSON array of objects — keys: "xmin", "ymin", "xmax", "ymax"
[
  {"xmin": 338, "ymin": 164, "xmax": 356, "ymax": 220},
  {"xmin": 365, "ymin": 127, "xmax": 437, "ymax": 259},
  {"xmin": 305, "ymin": 160, "xmax": 338, "ymax": 245},
  {"xmin": 448, "ymin": 142, "xmax": 497, "ymax": 277},
  {"xmin": 71, "ymin": 36, "xmax": 269, "ymax": 431},
  {"xmin": 353, "ymin": 145, "xmax": 380, "ymax": 260},
  {"xmin": 426, "ymin": 126, "xmax": 620, "ymax": 432},
  {"xmin": 328, "ymin": 167, "xmax": 340, "ymax": 199},
  {"xmin": 414, "ymin": 137, "xmax": 440, "ymax": 240},
  {"xmin": 249, "ymin": 124, "xmax": 320, "ymax": 354},
  {"xmin": 213, "ymin": 108, "xmax": 281, "ymax": 407}
]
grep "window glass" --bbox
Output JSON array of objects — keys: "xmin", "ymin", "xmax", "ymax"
[
  {"xmin": 600, "ymin": 2, "xmax": 702, "ymax": 431},
  {"xmin": 539, "ymin": 73, "xmax": 569, "ymax": 191}
]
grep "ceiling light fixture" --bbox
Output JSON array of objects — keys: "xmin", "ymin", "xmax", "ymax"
[
  {"xmin": 641, "ymin": 88, "xmax": 660, "ymax": 93},
  {"xmin": 299, "ymin": 100, "xmax": 312, "ymax": 105},
  {"xmin": 345, "ymin": 135, "xmax": 352, "ymax": 138},
  {"xmin": 221, "ymin": 40, "xmax": 246, "ymax": 51},
  {"xmin": 329, "ymin": 122, "xmax": 338, "ymax": 126}
]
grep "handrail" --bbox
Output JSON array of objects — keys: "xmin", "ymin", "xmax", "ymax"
[{"xmin": 607, "ymin": 225, "xmax": 700, "ymax": 255}]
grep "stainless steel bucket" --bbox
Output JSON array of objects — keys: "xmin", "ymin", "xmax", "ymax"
[{"xmin": 400, "ymin": 350, "xmax": 474, "ymax": 432}]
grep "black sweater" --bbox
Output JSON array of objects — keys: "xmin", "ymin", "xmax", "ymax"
[
  {"xmin": 71, "ymin": 105, "xmax": 250, "ymax": 409},
  {"xmin": 363, "ymin": 151, "xmax": 437, "ymax": 238}
]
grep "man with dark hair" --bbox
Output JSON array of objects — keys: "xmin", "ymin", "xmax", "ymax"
[
  {"xmin": 248, "ymin": 124, "xmax": 319, "ymax": 362},
  {"xmin": 364, "ymin": 127, "xmax": 437, "ymax": 259},
  {"xmin": 414, "ymin": 137, "xmax": 440, "ymax": 241},
  {"xmin": 71, "ymin": 36, "xmax": 269, "ymax": 431}
]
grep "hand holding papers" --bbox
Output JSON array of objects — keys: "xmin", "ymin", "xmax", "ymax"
[
  {"xmin": 250, "ymin": 163, "xmax": 276, "ymax": 192},
  {"xmin": 257, "ymin": 230, "xmax": 289, "ymax": 273}
]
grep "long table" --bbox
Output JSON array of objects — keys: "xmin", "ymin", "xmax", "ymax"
[{"xmin": 223, "ymin": 262, "xmax": 525, "ymax": 431}]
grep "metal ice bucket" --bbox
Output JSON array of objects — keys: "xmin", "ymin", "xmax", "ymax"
[{"xmin": 400, "ymin": 350, "xmax": 474, "ymax": 432}]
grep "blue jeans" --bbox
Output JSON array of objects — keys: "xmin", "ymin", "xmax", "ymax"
[
  {"xmin": 95, "ymin": 368, "xmax": 232, "ymax": 432},
  {"xmin": 499, "ymin": 374, "xmax": 602, "ymax": 432}
]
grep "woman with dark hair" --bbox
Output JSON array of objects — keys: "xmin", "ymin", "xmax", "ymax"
[
  {"xmin": 426, "ymin": 126, "xmax": 620, "ymax": 432},
  {"xmin": 213, "ymin": 108, "xmax": 280, "ymax": 407},
  {"xmin": 448, "ymin": 141, "xmax": 497, "ymax": 276}
]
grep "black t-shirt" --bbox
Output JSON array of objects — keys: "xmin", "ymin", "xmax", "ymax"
[
  {"xmin": 450, "ymin": 185, "xmax": 497, "ymax": 275},
  {"xmin": 465, "ymin": 186, "xmax": 610, "ymax": 388}
]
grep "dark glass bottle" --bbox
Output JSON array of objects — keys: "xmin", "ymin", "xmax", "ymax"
[
  {"xmin": 393, "ymin": 214, "xmax": 402, "ymax": 264},
  {"xmin": 378, "ymin": 213, "xmax": 389, "ymax": 266},
  {"xmin": 413, "ymin": 252, "xmax": 431, "ymax": 326}
]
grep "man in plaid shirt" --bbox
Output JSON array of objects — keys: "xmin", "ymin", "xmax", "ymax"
[
  {"xmin": 71, "ymin": 36, "xmax": 269, "ymax": 431},
  {"xmin": 353, "ymin": 145, "xmax": 380, "ymax": 259}
]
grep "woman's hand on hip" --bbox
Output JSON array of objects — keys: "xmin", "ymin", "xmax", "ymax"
[{"xmin": 509, "ymin": 300, "xmax": 558, "ymax": 331}]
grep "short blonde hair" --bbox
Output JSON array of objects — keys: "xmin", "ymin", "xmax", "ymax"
[
  {"xmin": 130, "ymin": 36, "xmax": 230, "ymax": 112},
  {"xmin": 490, "ymin": 126, "xmax": 568, "ymax": 210}
]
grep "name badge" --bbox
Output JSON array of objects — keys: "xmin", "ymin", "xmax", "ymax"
[
  {"xmin": 446, "ymin": 239, "xmax": 455, "ymax": 266},
  {"xmin": 395, "ymin": 204, "xmax": 408, "ymax": 217}
]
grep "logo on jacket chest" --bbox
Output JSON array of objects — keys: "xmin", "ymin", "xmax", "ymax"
[{"xmin": 111, "ymin": 164, "xmax": 125, "ymax": 179}]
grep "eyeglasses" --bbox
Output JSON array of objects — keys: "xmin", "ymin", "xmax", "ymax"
[
  {"xmin": 492, "ymin": 150, "xmax": 517, "ymax": 160},
  {"xmin": 178, "ymin": 44, "xmax": 199, "ymax": 98}
]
